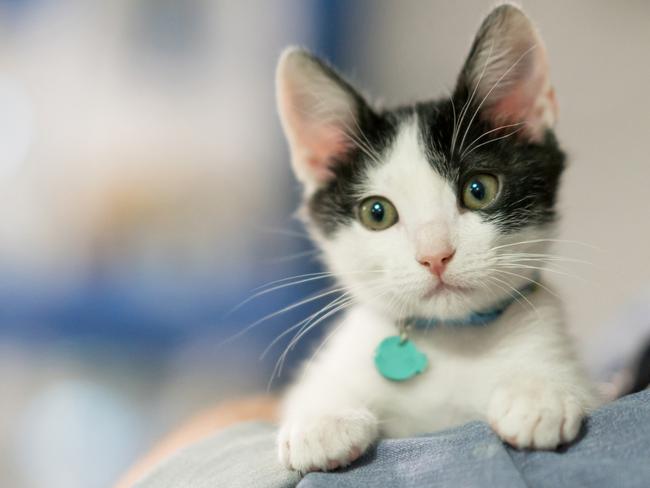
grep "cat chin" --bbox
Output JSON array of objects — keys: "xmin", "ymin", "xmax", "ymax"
[
  {"xmin": 411, "ymin": 295, "xmax": 496, "ymax": 320},
  {"xmin": 360, "ymin": 285, "xmax": 503, "ymax": 321}
]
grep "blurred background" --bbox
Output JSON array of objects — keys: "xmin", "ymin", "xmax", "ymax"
[{"xmin": 0, "ymin": 1, "xmax": 648, "ymax": 487}]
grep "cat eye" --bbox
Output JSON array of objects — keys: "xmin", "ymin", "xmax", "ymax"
[
  {"xmin": 461, "ymin": 174, "xmax": 500, "ymax": 210},
  {"xmin": 358, "ymin": 196, "xmax": 398, "ymax": 231}
]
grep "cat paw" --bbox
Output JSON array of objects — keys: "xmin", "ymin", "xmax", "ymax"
[
  {"xmin": 278, "ymin": 408, "xmax": 378, "ymax": 472},
  {"xmin": 488, "ymin": 384, "xmax": 584, "ymax": 450}
]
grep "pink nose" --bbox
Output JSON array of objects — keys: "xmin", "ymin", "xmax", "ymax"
[{"xmin": 418, "ymin": 249, "xmax": 455, "ymax": 277}]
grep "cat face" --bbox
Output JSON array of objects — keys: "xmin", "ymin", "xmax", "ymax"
[{"xmin": 277, "ymin": 5, "xmax": 564, "ymax": 319}]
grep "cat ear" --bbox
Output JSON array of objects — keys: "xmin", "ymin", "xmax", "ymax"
[
  {"xmin": 276, "ymin": 47, "xmax": 367, "ymax": 192},
  {"xmin": 457, "ymin": 4, "xmax": 557, "ymax": 142}
]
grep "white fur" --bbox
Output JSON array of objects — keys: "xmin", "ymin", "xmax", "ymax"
[{"xmin": 278, "ymin": 119, "xmax": 598, "ymax": 472}]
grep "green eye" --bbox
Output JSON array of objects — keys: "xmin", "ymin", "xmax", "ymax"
[
  {"xmin": 358, "ymin": 196, "xmax": 398, "ymax": 231},
  {"xmin": 462, "ymin": 174, "xmax": 500, "ymax": 210}
]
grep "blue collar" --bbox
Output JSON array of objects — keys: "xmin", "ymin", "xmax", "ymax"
[{"xmin": 405, "ymin": 281, "xmax": 538, "ymax": 329}]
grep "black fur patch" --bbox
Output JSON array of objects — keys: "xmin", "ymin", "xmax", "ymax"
[
  {"xmin": 308, "ymin": 109, "xmax": 402, "ymax": 236},
  {"xmin": 416, "ymin": 98, "xmax": 565, "ymax": 232},
  {"xmin": 306, "ymin": 93, "xmax": 565, "ymax": 237}
]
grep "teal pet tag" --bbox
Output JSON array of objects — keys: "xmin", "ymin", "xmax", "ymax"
[{"xmin": 374, "ymin": 336, "xmax": 428, "ymax": 381}]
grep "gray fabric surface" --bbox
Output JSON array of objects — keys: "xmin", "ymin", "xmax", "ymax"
[
  {"xmin": 137, "ymin": 389, "xmax": 650, "ymax": 488},
  {"xmin": 135, "ymin": 422, "xmax": 299, "ymax": 488}
]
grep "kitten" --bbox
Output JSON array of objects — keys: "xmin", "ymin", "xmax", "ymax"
[{"xmin": 275, "ymin": 5, "xmax": 598, "ymax": 472}]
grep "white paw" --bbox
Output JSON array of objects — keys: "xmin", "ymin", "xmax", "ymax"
[
  {"xmin": 488, "ymin": 384, "xmax": 584, "ymax": 450},
  {"xmin": 278, "ymin": 408, "xmax": 378, "ymax": 472}
]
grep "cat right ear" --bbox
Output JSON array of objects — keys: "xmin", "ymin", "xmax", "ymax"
[
  {"xmin": 276, "ymin": 48, "xmax": 366, "ymax": 192},
  {"xmin": 455, "ymin": 5, "xmax": 557, "ymax": 143}
]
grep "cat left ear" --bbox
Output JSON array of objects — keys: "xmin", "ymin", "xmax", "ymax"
[
  {"xmin": 456, "ymin": 5, "xmax": 558, "ymax": 143},
  {"xmin": 276, "ymin": 48, "xmax": 368, "ymax": 192}
]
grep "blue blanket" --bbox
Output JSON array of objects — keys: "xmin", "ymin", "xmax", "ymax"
[{"xmin": 137, "ymin": 389, "xmax": 650, "ymax": 488}]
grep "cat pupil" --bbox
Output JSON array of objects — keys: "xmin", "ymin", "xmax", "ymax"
[
  {"xmin": 470, "ymin": 181, "xmax": 485, "ymax": 200},
  {"xmin": 370, "ymin": 202, "xmax": 385, "ymax": 221}
]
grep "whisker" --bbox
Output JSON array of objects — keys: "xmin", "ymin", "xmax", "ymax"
[
  {"xmin": 346, "ymin": 106, "xmax": 385, "ymax": 164},
  {"xmin": 486, "ymin": 274, "xmax": 541, "ymax": 320},
  {"xmin": 337, "ymin": 125, "xmax": 382, "ymax": 166},
  {"xmin": 281, "ymin": 296, "xmax": 353, "ymax": 364},
  {"xmin": 490, "ymin": 268, "xmax": 560, "ymax": 299},
  {"xmin": 263, "ymin": 249, "xmax": 320, "ymax": 264},
  {"xmin": 233, "ymin": 269, "xmax": 386, "ymax": 314},
  {"xmin": 499, "ymin": 265, "xmax": 589, "ymax": 284},
  {"xmin": 444, "ymin": 86, "xmax": 458, "ymax": 157},
  {"xmin": 250, "ymin": 270, "xmax": 369, "ymax": 292},
  {"xmin": 482, "ymin": 276, "xmax": 529, "ymax": 313},
  {"xmin": 489, "ymin": 238, "xmax": 600, "ymax": 252},
  {"xmin": 278, "ymin": 288, "xmax": 360, "ymax": 357},
  {"xmin": 306, "ymin": 318, "xmax": 349, "ymax": 367},
  {"xmin": 219, "ymin": 286, "xmax": 346, "ymax": 347},
  {"xmin": 260, "ymin": 292, "xmax": 352, "ymax": 360},
  {"xmin": 460, "ymin": 122, "xmax": 526, "ymax": 158},
  {"xmin": 269, "ymin": 296, "xmax": 356, "ymax": 389},
  {"xmin": 461, "ymin": 126, "xmax": 525, "ymax": 159},
  {"xmin": 494, "ymin": 254, "xmax": 593, "ymax": 266},
  {"xmin": 452, "ymin": 40, "xmax": 496, "ymax": 158},
  {"xmin": 227, "ymin": 274, "xmax": 339, "ymax": 315},
  {"xmin": 476, "ymin": 279, "xmax": 503, "ymax": 304},
  {"xmin": 267, "ymin": 277, "xmax": 419, "ymax": 388},
  {"xmin": 255, "ymin": 226, "xmax": 312, "ymax": 242}
]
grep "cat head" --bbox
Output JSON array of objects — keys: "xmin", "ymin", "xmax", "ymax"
[{"xmin": 276, "ymin": 5, "xmax": 564, "ymax": 320}]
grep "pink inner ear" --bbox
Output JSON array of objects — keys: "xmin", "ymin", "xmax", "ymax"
[
  {"xmin": 300, "ymin": 122, "xmax": 352, "ymax": 182},
  {"xmin": 278, "ymin": 71, "xmax": 356, "ymax": 185},
  {"xmin": 483, "ymin": 50, "xmax": 558, "ymax": 142}
]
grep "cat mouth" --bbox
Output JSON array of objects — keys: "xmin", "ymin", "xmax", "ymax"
[{"xmin": 422, "ymin": 280, "xmax": 472, "ymax": 298}]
